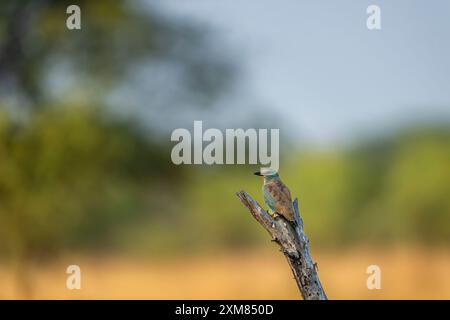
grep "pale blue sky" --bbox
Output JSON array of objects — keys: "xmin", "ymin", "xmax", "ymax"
[{"xmin": 154, "ymin": 0, "xmax": 450, "ymax": 145}]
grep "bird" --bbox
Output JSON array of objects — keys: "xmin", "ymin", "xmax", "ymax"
[{"xmin": 254, "ymin": 168, "xmax": 296, "ymax": 223}]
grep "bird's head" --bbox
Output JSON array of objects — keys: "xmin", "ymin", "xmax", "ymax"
[{"xmin": 254, "ymin": 167, "xmax": 278, "ymax": 177}]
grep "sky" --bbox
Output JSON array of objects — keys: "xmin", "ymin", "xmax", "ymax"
[{"xmin": 153, "ymin": 0, "xmax": 450, "ymax": 146}]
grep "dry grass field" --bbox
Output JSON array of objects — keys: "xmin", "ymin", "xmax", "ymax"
[{"xmin": 0, "ymin": 246, "xmax": 449, "ymax": 299}]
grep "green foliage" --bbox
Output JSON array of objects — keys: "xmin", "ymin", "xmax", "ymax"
[
  {"xmin": 285, "ymin": 127, "xmax": 450, "ymax": 246},
  {"xmin": 0, "ymin": 0, "xmax": 235, "ymax": 260},
  {"xmin": 0, "ymin": 106, "xmax": 177, "ymax": 258},
  {"xmin": 129, "ymin": 126, "xmax": 449, "ymax": 254},
  {"xmin": 0, "ymin": 110, "xmax": 448, "ymax": 257},
  {"xmin": 382, "ymin": 129, "xmax": 450, "ymax": 242}
]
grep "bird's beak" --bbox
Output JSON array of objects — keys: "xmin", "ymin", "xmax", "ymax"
[{"xmin": 254, "ymin": 171, "xmax": 262, "ymax": 176}]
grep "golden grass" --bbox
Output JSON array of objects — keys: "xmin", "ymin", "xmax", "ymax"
[{"xmin": 0, "ymin": 246, "xmax": 449, "ymax": 299}]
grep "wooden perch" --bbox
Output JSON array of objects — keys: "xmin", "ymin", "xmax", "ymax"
[{"xmin": 236, "ymin": 190, "xmax": 327, "ymax": 300}]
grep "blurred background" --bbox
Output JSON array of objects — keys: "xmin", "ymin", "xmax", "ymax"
[{"xmin": 0, "ymin": 0, "xmax": 449, "ymax": 299}]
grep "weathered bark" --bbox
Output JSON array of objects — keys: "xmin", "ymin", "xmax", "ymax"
[{"xmin": 236, "ymin": 190, "xmax": 327, "ymax": 300}]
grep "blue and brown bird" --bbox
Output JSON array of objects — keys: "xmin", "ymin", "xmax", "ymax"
[{"xmin": 254, "ymin": 168, "xmax": 296, "ymax": 223}]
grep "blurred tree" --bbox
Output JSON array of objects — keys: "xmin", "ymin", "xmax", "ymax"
[
  {"xmin": 0, "ymin": 0, "xmax": 235, "ymax": 122},
  {"xmin": 0, "ymin": 106, "xmax": 179, "ymax": 296},
  {"xmin": 0, "ymin": 0, "xmax": 236, "ymax": 297}
]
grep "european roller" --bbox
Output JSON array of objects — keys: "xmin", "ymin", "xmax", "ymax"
[{"xmin": 254, "ymin": 168, "xmax": 296, "ymax": 223}]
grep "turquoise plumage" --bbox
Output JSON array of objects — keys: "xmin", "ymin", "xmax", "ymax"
[
  {"xmin": 255, "ymin": 168, "xmax": 296, "ymax": 223},
  {"xmin": 263, "ymin": 183, "xmax": 277, "ymax": 212}
]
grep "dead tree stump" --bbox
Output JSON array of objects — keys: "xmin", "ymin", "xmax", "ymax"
[{"xmin": 236, "ymin": 190, "xmax": 327, "ymax": 300}]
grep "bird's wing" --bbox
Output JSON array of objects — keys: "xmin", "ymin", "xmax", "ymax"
[
  {"xmin": 266, "ymin": 181, "xmax": 291, "ymax": 203},
  {"xmin": 277, "ymin": 181, "xmax": 293, "ymax": 204},
  {"xmin": 268, "ymin": 180, "xmax": 295, "ymax": 222}
]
